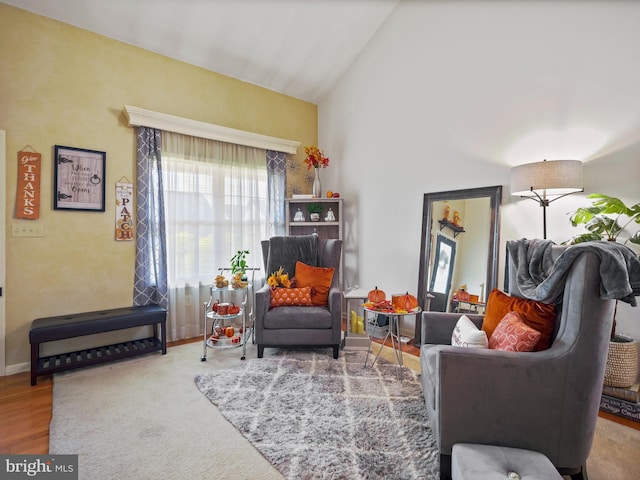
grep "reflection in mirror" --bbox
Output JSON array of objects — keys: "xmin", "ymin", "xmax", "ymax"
[
  {"xmin": 430, "ymin": 234, "xmax": 457, "ymax": 309},
  {"xmin": 415, "ymin": 186, "xmax": 502, "ymax": 345}
]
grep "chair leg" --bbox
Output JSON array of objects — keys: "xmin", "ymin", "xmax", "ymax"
[
  {"xmin": 558, "ymin": 464, "xmax": 588, "ymax": 480},
  {"xmin": 570, "ymin": 465, "xmax": 588, "ymax": 480},
  {"xmin": 333, "ymin": 345, "xmax": 339, "ymax": 359},
  {"xmin": 257, "ymin": 345, "xmax": 264, "ymax": 358},
  {"xmin": 439, "ymin": 454, "xmax": 452, "ymax": 480}
]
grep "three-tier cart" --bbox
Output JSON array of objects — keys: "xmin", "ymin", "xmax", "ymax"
[{"xmin": 200, "ymin": 268, "xmax": 258, "ymax": 361}]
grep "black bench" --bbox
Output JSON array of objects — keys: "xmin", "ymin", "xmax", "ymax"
[{"xmin": 29, "ymin": 304, "xmax": 167, "ymax": 385}]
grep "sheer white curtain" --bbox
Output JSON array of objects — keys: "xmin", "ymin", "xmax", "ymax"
[{"xmin": 161, "ymin": 132, "xmax": 268, "ymax": 341}]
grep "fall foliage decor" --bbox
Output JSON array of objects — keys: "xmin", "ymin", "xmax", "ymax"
[
  {"xmin": 303, "ymin": 145, "xmax": 330, "ymax": 170},
  {"xmin": 267, "ymin": 266, "xmax": 292, "ymax": 289}
]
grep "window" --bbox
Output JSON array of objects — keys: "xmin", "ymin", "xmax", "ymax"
[{"xmin": 161, "ymin": 133, "xmax": 268, "ymax": 288}]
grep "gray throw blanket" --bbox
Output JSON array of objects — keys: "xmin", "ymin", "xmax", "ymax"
[
  {"xmin": 506, "ymin": 238, "xmax": 640, "ymax": 307},
  {"xmin": 265, "ymin": 234, "xmax": 319, "ymax": 278}
]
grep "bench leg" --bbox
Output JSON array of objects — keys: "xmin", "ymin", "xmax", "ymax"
[
  {"xmin": 160, "ymin": 321, "xmax": 167, "ymax": 354},
  {"xmin": 30, "ymin": 343, "xmax": 39, "ymax": 386}
]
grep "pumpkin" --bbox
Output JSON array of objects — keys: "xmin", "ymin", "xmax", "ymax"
[
  {"xmin": 393, "ymin": 292, "xmax": 418, "ymax": 311},
  {"xmin": 225, "ymin": 326, "xmax": 235, "ymax": 337},
  {"xmin": 368, "ymin": 286, "xmax": 386, "ymax": 303}
]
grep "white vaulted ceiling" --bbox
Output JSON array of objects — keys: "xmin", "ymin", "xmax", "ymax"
[{"xmin": 4, "ymin": 0, "xmax": 400, "ymax": 103}]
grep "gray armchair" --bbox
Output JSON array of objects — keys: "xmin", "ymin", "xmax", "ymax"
[
  {"xmin": 255, "ymin": 236, "xmax": 342, "ymax": 359},
  {"xmin": 420, "ymin": 245, "xmax": 616, "ymax": 480}
]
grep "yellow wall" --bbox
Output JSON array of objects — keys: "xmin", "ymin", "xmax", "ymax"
[{"xmin": 0, "ymin": 4, "xmax": 318, "ymax": 367}]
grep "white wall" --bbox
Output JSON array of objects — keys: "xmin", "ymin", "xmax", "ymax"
[{"xmin": 319, "ymin": 1, "xmax": 640, "ymax": 339}]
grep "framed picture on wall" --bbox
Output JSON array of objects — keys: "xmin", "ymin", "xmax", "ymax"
[{"xmin": 54, "ymin": 145, "xmax": 106, "ymax": 211}]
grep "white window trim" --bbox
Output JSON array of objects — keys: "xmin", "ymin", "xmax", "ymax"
[{"xmin": 124, "ymin": 105, "xmax": 300, "ymax": 154}]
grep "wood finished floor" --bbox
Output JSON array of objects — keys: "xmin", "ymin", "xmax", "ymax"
[{"xmin": 1, "ymin": 335, "xmax": 636, "ymax": 455}]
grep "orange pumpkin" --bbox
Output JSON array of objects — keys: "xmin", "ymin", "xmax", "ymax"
[
  {"xmin": 368, "ymin": 286, "xmax": 386, "ymax": 303},
  {"xmin": 225, "ymin": 326, "xmax": 235, "ymax": 337},
  {"xmin": 394, "ymin": 292, "xmax": 418, "ymax": 310}
]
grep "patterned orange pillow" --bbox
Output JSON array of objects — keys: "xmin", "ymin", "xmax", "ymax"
[
  {"xmin": 294, "ymin": 261, "xmax": 335, "ymax": 306},
  {"xmin": 270, "ymin": 287, "xmax": 313, "ymax": 308},
  {"xmin": 482, "ymin": 289, "xmax": 556, "ymax": 351},
  {"xmin": 488, "ymin": 311, "xmax": 542, "ymax": 352}
]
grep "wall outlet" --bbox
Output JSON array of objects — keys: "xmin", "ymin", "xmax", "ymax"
[{"xmin": 12, "ymin": 223, "xmax": 44, "ymax": 237}]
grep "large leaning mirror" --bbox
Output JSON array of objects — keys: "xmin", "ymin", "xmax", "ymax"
[{"xmin": 415, "ymin": 186, "xmax": 502, "ymax": 345}]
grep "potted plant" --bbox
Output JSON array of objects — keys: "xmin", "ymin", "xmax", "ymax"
[
  {"xmin": 307, "ymin": 203, "xmax": 322, "ymax": 222},
  {"xmin": 230, "ymin": 250, "xmax": 250, "ymax": 281},
  {"xmin": 566, "ymin": 193, "xmax": 640, "ymax": 387}
]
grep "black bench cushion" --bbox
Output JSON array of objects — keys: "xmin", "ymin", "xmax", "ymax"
[{"xmin": 29, "ymin": 305, "xmax": 166, "ymax": 344}]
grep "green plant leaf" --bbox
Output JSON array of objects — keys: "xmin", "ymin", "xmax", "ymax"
[
  {"xmin": 564, "ymin": 233, "xmax": 604, "ymax": 245},
  {"xmin": 570, "ymin": 207, "xmax": 596, "ymax": 226},
  {"xmin": 588, "ymin": 194, "xmax": 632, "ymax": 215},
  {"xmin": 567, "ymin": 193, "xmax": 640, "ymax": 247}
]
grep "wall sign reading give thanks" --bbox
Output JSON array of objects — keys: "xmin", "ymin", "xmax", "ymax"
[{"xmin": 16, "ymin": 150, "xmax": 41, "ymax": 219}]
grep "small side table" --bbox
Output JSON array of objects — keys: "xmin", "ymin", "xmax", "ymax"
[
  {"xmin": 364, "ymin": 306, "xmax": 421, "ymax": 379},
  {"xmin": 342, "ymin": 289, "xmax": 371, "ymax": 351}
]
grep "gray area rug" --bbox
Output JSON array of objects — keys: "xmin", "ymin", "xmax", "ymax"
[
  {"xmin": 48, "ymin": 341, "xmax": 639, "ymax": 479},
  {"xmin": 195, "ymin": 348, "xmax": 439, "ymax": 480}
]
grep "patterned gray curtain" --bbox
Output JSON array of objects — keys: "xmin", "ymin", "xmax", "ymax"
[
  {"xmin": 267, "ymin": 150, "xmax": 286, "ymax": 236},
  {"xmin": 133, "ymin": 127, "xmax": 168, "ymax": 308}
]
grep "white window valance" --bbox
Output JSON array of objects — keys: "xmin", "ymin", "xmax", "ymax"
[{"xmin": 124, "ymin": 105, "xmax": 300, "ymax": 154}]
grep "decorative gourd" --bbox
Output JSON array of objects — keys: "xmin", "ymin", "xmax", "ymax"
[
  {"xmin": 368, "ymin": 286, "xmax": 386, "ymax": 303},
  {"xmin": 394, "ymin": 292, "xmax": 418, "ymax": 310}
]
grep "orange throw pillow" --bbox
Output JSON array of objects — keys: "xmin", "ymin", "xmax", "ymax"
[
  {"xmin": 482, "ymin": 289, "xmax": 556, "ymax": 351},
  {"xmin": 294, "ymin": 261, "xmax": 335, "ymax": 306},
  {"xmin": 488, "ymin": 311, "xmax": 542, "ymax": 352},
  {"xmin": 270, "ymin": 287, "xmax": 313, "ymax": 308}
]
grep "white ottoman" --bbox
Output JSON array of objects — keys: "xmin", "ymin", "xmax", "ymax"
[{"xmin": 451, "ymin": 444, "xmax": 563, "ymax": 480}]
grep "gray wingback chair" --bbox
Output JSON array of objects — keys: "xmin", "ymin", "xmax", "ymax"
[
  {"xmin": 420, "ymin": 245, "xmax": 615, "ymax": 480},
  {"xmin": 255, "ymin": 236, "xmax": 342, "ymax": 359}
]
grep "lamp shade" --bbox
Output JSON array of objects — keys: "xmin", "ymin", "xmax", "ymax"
[{"xmin": 511, "ymin": 160, "xmax": 583, "ymax": 196}]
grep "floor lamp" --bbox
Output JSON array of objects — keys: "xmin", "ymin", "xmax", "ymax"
[{"xmin": 510, "ymin": 159, "xmax": 584, "ymax": 239}]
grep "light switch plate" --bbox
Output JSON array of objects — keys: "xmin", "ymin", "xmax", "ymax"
[{"xmin": 12, "ymin": 223, "xmax": 44, "ymax": 237}]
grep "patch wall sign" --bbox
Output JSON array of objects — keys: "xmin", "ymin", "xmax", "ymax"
[
  {"xmin": 54, "ymin": 145, "xmax": 106, "ymax": 211},
  {"xmin": 115, "ymin": 181, "xmax": 134, "ymax": 241},
  {"xmin": 16, "ymin": 149, "xmax": 41, "ymax": 219}
]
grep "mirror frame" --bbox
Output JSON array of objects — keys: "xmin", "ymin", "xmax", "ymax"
[{"xmin": 415, "ymin": 185, "xmax": 502, "ymax": 345}]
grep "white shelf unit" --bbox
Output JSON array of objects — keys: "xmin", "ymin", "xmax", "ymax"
[{"xmin": 285, "ymin": 198, "xmax": 343, "ymax": 241}]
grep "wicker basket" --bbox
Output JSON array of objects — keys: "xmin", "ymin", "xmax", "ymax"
[
  {"xmin": 604, "ymin": 335, "xmax": 639, "ymax": 388},
  {"xmin": 366, "ymin": 316, "xmax": 389, "ymax": 339}
]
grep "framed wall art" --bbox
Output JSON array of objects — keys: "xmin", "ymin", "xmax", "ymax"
[{"xmin": 54, "ymin": 145, "xmax": 106, "ymax": 211}]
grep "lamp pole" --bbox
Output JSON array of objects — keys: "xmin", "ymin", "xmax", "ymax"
[
  {"xmin": 524, "ymin": 187, "xmax": 576, "ymax": 240},
  {"xmin": 527, "ymin": 187, "xmax": 550, "ymax": 239}
]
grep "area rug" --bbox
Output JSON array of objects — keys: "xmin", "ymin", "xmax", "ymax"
[
  {"xmin": 195, "ymin": 348, "xmax": 439, "ymax": 480},
  {"xmin": 48, "ymin": 341, "xmax": 640, "ymax": 480}
]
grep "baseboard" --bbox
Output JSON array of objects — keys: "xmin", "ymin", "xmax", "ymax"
[{"xmin": 5, "ymin": 362, "xmax": 29, "ymax": 376}]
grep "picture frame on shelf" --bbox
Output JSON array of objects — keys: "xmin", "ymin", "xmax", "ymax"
[{"xmin": 54, "ymin": 145, "xmax": 106, "ymax": 211}]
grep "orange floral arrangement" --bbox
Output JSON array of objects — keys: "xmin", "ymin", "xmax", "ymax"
[
  {"xmin": 303, "ymin": 145, "xmax": 330, "ymax": 170},
  {"xmin": 267, "ymin": 266, "xmax": 292, "ymax": 289}
]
